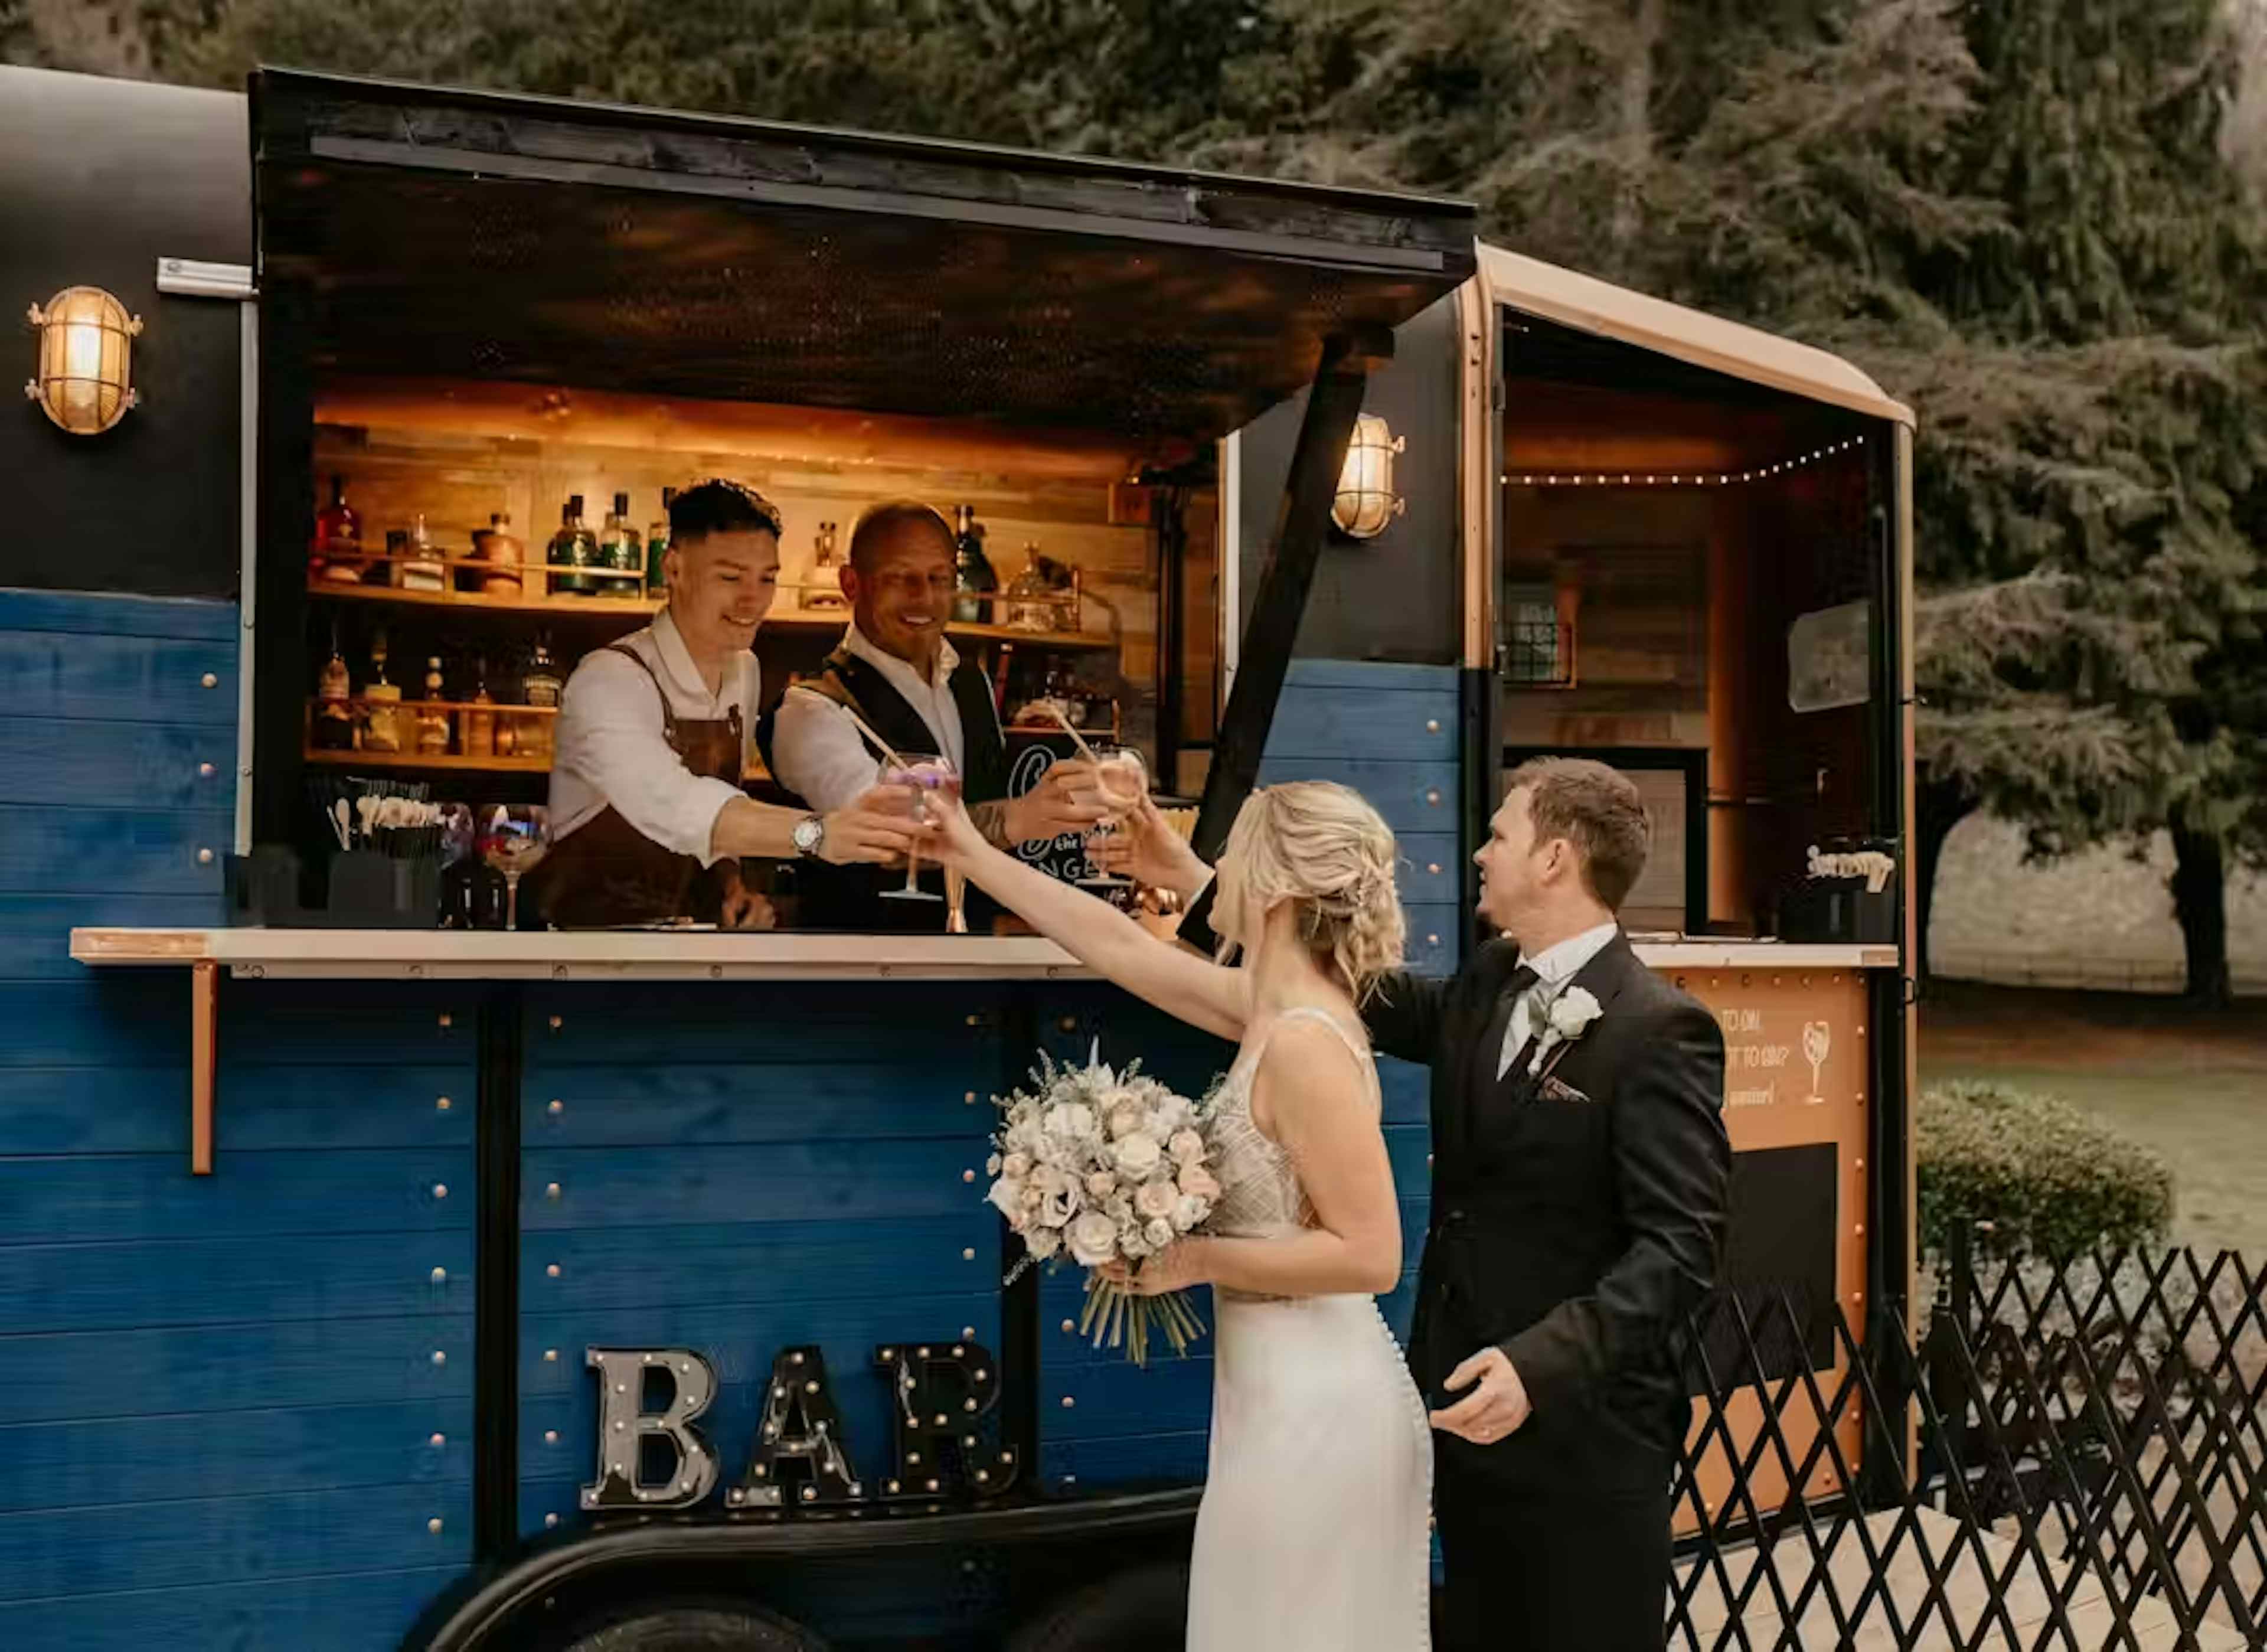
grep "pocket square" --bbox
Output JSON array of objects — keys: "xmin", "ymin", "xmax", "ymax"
[{"xmin": 1539, "ymin": 1075, "xmax": 1593, "ymax": 1105}]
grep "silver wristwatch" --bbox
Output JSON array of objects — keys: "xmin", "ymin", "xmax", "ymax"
[{"xmin": 792, "ymin": 813, "xmax": 827, "ymax": 858}]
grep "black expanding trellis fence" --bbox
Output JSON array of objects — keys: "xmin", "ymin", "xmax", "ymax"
[{"xmin": 1667, "ymin": 1235, "xmax": 2267, "ymax": 1650}]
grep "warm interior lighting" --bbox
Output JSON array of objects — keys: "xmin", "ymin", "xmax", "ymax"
[
  {"xmin": 25, "ymin": 286, "xmax": 141, "ymax": 435},
  {"xmin": 1331, "ymin": 412, "xmax": 1404, "ymax": 539}
]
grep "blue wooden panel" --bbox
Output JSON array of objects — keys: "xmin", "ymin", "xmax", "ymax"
[
  {"xmin": 11, "ymin": 1563, "xmax": 467, "ymax": 1652},
  {"xmin": 0, "ymin": 717, "xmax": 236, "ymax": 809},
  {"xmin": 1285, "ymin": 658, "xmax": 1458, "ymax": 695},
  {"xmin": 1254, "ymin": 758, "xmax": 1456, "ymax": 834},
  {"xmin": 1, "ymin": 1398, "xmax": 474, "ymax": 1513},
  {"xmin": 1390, "ymin": 832, "xmax": 1462, "ymax": 906},
  {"xmin": 521, "ymin": 1216, "xmax": 987, "ymax": 1311},
  {"xmin": 529, "ymin": 1061, "xmax": 1001, "ymax": 1145},
  {"xmin": 0, "ymin": 628, "xmax": 237, "ymax": 724},
  {"xmin": 1263, "ymin": 686, "xmax": 1456, "ymax": 763},
  {"xmin": 523, "ymin": 1140, "xmax": 991, "ymax": 1229},
  {"xmin": 1046, "ymin": 1356, "xmax": 1214, "ymax": 1438},
  {"xmin": 0, "ymin": 803, "xmax": 232, "ymax": 894},
  {"xmin": 0, "ymin": 1063, "xmax": 473, "ymax": 1154},
  {"xmin": 0, "ymin": 981, "xmax": 472, "ymax": 1066},
  {"xmin": 0, "ymin": 1481, "xmax": 471, "ymax": 1604},
  {"xmin": 0, "ymin": 894, "xmax": 226, "ymax": 980},
  {"xmin": 0, "ymin": 1150, "xmax": 470, "ymax": 1243},
  {"xmin": 1380, "ymin": 1275, "xmax": 1420, "ymax": 1343},
  {"xmin": 0, "ymin": 1231, "xmax": 473, "ymax": 1336},
  {"xmin": 526, "ymin": 981, "xmax": 1011, "ymax": 1067},
  {"xmin": 1040, "ymin": 1429, "xmax": 1210, "ymax": 1491},
  {"xmin": 2, "ymin": 1315, "xmax": 472, "ymax": 1425},
  {"xmin": 1383, "ymin": 1122, "xmax": 1429, "ymax": 1189},
  {"xmin": 1402, "ymin": 902, "xmax": 1463, "ymax": 977},
  {"xmin": 0, "ymin": 588, "xmax": 238, "ymax": 642},
  {"xmin": 1379, "ymin": 1054, "xmax": 1428, "ymax": 1125}
]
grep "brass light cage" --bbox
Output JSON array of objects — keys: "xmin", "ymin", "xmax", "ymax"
[
  {"xmin": 1331, "ymin": 411, "xmax": 1406, "ymax": 539},
  {"xmin": 25, "ymin": 285, "xmax": 141, "ymax": 435}
]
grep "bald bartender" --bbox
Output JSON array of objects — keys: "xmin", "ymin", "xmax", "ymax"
[{"xmin": 531, "ymin": 480, "xmax": 920, "ymax": 929}]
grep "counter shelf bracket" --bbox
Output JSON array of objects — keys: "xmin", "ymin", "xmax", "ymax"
[{"xmin": 191, "ymin": 958, "xmax": 218, "ymax": 1174}]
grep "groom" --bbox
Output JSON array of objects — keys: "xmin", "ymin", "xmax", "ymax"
[
  {"xmin": 1367, "ymin": 757, "xmax": 1729, "ymax": 1652},
  {"xmin": 1109, "ymin": 757, "xmax": 1729, "ymax": 1650}
]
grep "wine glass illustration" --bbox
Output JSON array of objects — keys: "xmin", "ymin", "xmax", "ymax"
[{"xmin": 1801, "ymin": 1021, "xmax": 1831, "ymax": 1105}]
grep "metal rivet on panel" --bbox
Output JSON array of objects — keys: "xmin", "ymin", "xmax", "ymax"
[
  {"xmin": 965, "ymin": 1014, "xmax": 981, "ymax": 1027},
  {"xmin": 548, "ymin": 1099, "xmax": 563, "ymax": 1115},
  {"xmin": 430, "ymin": 1433, "xmax": 445, "ymax": 1447},
  {"xmin": 964, "ymin": 1091, "xmax": 977, "ymax": 1104},
  {"xmin": 962, "ymin": 1248, "xmax": 976, "ymax": 1261},
  {"xmin": 430, "ymin": 1267, "xmax": 447, "ymax": 1284},
  {"xmin": 1058, "ymin": 1016, "xmax": 1077, "ymax": 1033},
  {"xmin": 436, "ymin": 1096, "xmax": 451, "ymax": 1112},
  {"xmin": 428, "ymin": 1517, "xmax": 443, "ymax": 1534},
  {"xmin": 1426, "ymin": 719, "xmax": 1440, "ymax": 733},
  {"xmin": 431, "ymin": 1350, "xmax": 446, "ymax": 1366},
  {"xmin": 199, "ymin": 761, "xmax": 215, "ymax": 778},
  {"xmin": 1060, "ymin": 1396, "xmax": 1074, "ymax": 1408},
  {"xmin": 1061, "ymin": 1318, "xmax": 1076, "ymax": 1333},
  {"xmin": 432, "ymin": 1183, "xmax": 447, "ymax": 1199},
  {"xmin": 1427, "ymin": 935, "xmax": 1439, "ymax": 946},
  {"xmin": 546, "ymin": 1183, "xmax": 561, "ymax": 1200},
  {"xmin": 549, "ymin": 1015, "xmax": 563, "ymax": 1031},
  {"xmin": 547, "ymin": 1264, "xmax": 561, "ymax": 1278},
  {"xmin": 545, "ymin": 1430, "xmax": 559, "ymax": 1445},
  {"xmin": 197, "ymin": 847, "xmax": 214, "ymax": 865},
  {"xmin": 1428, "ymin": 863, "xmax": 1442, "ymax": 875},
  {"xmin": 545, "ymin": 1513, "xmax": 559, "ymax": 1529},
  {"xmin": 544, "ymin": 1349, "xmax": 558, "ymax": 1362},
  {"xmin": 962, "ymin": 1326, "xmax": 976, "ymax": 1340},
  {"xmin": 962, "ymin": 1169, "xmax": 976, "ymax": 1183},
  {"xmin": 201, "ymin": 672, "xmax": 218, "ymax": 688},
  {"xmin": 438, "ymin": 1013, "xmax": 453, "ymax": 1029},
  {"xmin": 1425, "ymin": 790, "xmax": 1441, "ymax": 805}
]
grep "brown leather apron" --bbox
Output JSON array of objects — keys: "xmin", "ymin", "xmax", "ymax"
[{"xmin": 531, "ymin": 643, "xmax": 744, "ymax": 929}]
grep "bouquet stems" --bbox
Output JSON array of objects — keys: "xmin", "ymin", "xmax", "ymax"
[{"xmin": 1080, "ymin": 1272, "xmax": 1209, "ymax": 1367}]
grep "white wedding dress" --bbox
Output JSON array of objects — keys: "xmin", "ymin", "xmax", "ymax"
[{"xmin": 1185, "ymin": 1006, "xmax": 1433, "ymax": 1651}]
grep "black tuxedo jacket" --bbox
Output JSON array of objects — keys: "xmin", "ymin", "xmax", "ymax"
[{"xmin": 1365, "ymin": 931, "xmax": 1730, "ymax": 1487}]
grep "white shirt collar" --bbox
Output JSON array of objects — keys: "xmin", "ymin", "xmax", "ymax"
[
  {"xmin": 843, "ymin": 621, "xmax": 958, "ymax": 694},
  {"xmin": 650, "ymin": 605, "xmax": 731, "ymax": 710},
  {"xmin": 1520, "ymin": 920, "xmax": 1621, "ymax": 990}
]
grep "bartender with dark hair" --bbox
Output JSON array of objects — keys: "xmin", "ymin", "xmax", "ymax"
[
  {"xmin": 533, "ymin": 479, "xmax": 921, "ymax": 929},
  {"xmin": 765, "ymin": 499, "xmax": 1103, "ymax": 929}
]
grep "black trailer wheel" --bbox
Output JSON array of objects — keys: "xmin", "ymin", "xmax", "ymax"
[
  {"xmin": 1008, "ymin": 1562, "xmax": 1190, "ymax": 1651},
  {"xmin": 557, "ymin": 1602, "xmax": 829, "ymax": 1652}
]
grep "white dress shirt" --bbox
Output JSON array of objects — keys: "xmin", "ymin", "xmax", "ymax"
[
  {"xmin": 770, "ymin": 623, "xmax": 998, "ymax": 811},
  {"xmin": 1497, "ymin": 920, "xmax": 1621, "ymax": 1080},
  {"xmin": 548, "ymin": 606, "xmax": 758, "ymax": 866}
]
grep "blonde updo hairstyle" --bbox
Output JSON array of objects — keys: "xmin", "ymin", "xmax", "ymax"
[{"xmin": 1219, "ymin": 781, "xmax": 1405, "ymax": 1003}]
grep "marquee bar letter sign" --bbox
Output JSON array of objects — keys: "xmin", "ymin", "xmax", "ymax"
[{"xmin": 582, "ymin": 1348, "xmax": 721, "ymax": 1510}]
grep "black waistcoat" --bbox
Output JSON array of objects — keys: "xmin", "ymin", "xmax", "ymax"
[{"xmin": 760, "ymin": 645, "xmax": 1008, "ymax": 931}]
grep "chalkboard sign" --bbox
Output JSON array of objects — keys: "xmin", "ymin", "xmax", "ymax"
[{"xmin": 1005, "ymin": 730, "xmax": 1112, "ymax": 894}]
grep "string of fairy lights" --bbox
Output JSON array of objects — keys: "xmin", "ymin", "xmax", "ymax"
[{"xmin": 1501, "ymin": 435, "xmax": 1869, "ymax": 489}]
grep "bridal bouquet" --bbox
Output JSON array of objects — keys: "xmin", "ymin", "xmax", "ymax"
[{"xmin": 982, "ymin": 1046, "xmax": 1220, "ymax": 1365}]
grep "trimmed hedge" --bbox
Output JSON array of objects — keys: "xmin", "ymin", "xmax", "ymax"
[{"xmin": 1918, "ymin": 1080, "xmax": 2174, "ymax": 1261}]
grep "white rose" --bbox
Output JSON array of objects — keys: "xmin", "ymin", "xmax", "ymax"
[
  {"xmin": 1548, "ymin": 986, "xmax": 1603, "ymax": 1041},
  {"xmin": 1168, "ymin": 1129, "xmax": 1205, "ymax": 1165},
  {"xmin": 1135, "ymin": 1180, "xmax": 1178, "ymax": 1220},
  {"xmin": 1001, "ymin": 1151, "xmax": 1033, "ymax": 1178},
  {"xmin": 987, "ymin": 1178, "xmax": 1026, "ymax": 1224},
  {"xmin": 1085, "ymin": 1170, "xmax": 1118, "ymax": 1200},
  {"xmin": 1046, "ymin": 1102, "xmax": 1096, "ymax": 1140},
  {"xmin": 1174, "ymin": 1193, "xmax": 1208, "ymax": 1229},
  {"xmin": 1024, "ymin": 1225, "xmax": 1061, "ymax": 1260},
  {"xmin": 1145, "ymin": 1218, "xmax": 1175, "ymax": 1250},
  {"xmin": 1113, "ymin": 1133, "xmax": 1163, "ymax": 1178},
  {"xmin": 1067, "ymin": 1210, "xmax": 1119, "ymax": 1266},
  {"xmin": 1177, "ymin": 1164, "xmax": 1221, "ymax": 1202},
  {"xmin": 1107, "ymin": 1099, "xmax": 1148, "ymax": 1141},
  {"xmin": 985, "ymin": 1153, "xmax": 1004, "ymax": 1177}
]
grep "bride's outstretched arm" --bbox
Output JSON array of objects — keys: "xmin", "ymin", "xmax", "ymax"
[
  {"xmin": 927, "ymin": 798, "xmax": 1248, "ymax": 1043},
  {"xmin": 1114, "ymin": 1021, "xmax": 1402, "ymax": 1300}
]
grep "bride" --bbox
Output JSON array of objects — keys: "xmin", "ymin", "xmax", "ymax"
[{"xmin": 929, "ymin": 780, "xmax": 1431, "ymax": 1652}]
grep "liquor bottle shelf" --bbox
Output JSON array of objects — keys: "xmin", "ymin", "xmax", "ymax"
[
  {"xmin": 303, "ymin": 746, "xmax": 552, "ymax": 774},
  {"xmin": 305, "ymin": 576, "xmax": 1114, "ymax": 649}
]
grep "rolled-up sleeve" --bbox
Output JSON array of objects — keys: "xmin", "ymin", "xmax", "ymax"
[
  {"xmin": 554, "ymin": 653, "xmax": 745, "ymax": 865},
  {"xmin": 770, "ymin": 687, "xmax": 886, "ymax": 813}
]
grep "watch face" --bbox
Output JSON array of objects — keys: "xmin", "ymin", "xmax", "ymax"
[{"xmin": 794, "ymin": 816, "xmax": 823, "ymax": 854}]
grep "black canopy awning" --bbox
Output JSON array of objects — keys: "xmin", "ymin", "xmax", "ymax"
[{"xmin": 252, "ymin": 70, "xmax": 1478, "ymax": 442}]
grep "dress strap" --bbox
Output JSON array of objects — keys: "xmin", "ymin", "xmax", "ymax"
[{"xmin": 1252, "ymin": 1006, "xmax": 1380, "ymax": 1108}]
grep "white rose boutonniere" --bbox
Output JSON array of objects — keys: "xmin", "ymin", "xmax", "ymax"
[{"xmin": 1529, "ymin": 985, "xmax": 1604, "ymax": 1075}]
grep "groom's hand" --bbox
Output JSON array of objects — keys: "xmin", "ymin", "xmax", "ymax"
[{"xmin": 1429, "ymin": 1347, "xmax": 1532, "ymax": 1445}]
